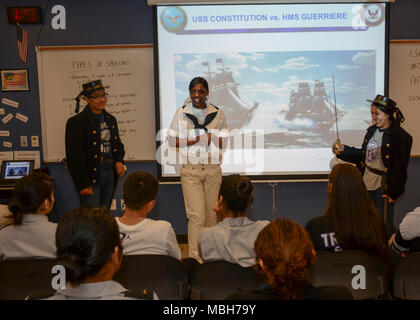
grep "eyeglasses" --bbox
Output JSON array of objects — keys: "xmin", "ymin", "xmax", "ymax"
[{"xmin": 89, "ymin": 93, "xmax": 108, "ymax": 100}]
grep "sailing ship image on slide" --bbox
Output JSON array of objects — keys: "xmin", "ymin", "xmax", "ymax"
[
  {"xmin": 202, "ymin": 58, "xmax": 259, "ymax": 130},
  {"xmin": 174, "ymin": 50, "xmax": 376, "ymax": 149},
  {"xmin": 284, "ymin": 81, "xmax": 346, "ymax": 132},
  {"xmin": 269, "ymin": 80, "xmax": 347, "ymax": 148}
]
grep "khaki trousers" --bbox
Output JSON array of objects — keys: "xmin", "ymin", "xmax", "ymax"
[{"xmin": 180, "ymin": 164, "xmax": 222, "ymax": 261}]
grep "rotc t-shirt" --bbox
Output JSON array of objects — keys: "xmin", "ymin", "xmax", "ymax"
[{"xmin": 305, "ymin": 215, "xmax": 342, "ymax": 252}]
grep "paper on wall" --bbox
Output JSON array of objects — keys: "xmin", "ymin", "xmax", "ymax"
[
  {"xmin": 15, "ymin": 113, "xmax": 29, "ymax": 123},
  {"xmin": 14, "ymin": 150, "xmax": 41, "ymax": 169},
  {"xmin": 2, "ymin": 114, "xmax": 13, "ymax": 124},
  {"xmin": 0, "ymin": 151, "xmax": 13, "ymax": 168},
  {"xmin": 1, "ymin": 98, "xmax": 19, "ymax": 108}
]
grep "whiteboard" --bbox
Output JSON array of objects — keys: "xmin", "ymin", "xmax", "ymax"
[
  {"xmin": 389, "ymin": 40, "xmax": 420, "ymax": 156},
  {"xmin": 36, "ymin": 45, "xmax": 156, "ymax": 162}
]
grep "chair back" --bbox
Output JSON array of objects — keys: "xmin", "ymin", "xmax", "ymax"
[
  {"xmin": 309, "ymin": 250, "xmax": 388, "ymax": 300},
  {"xmin": 190, "ymin": 260, "xmax": 263, "ymax": 300},
  {"xmin": 392, "ymin": 252, "xmax": 420, "ymax": 299},
  {"xmin": 0, "ymin": 258, "xmax": 56, "ymax": 300},
  {"xmin": 114, "ymin": 254, "xmax": 189, "ymax": 300}
]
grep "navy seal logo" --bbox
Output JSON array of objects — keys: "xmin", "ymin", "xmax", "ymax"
[
  {"xmin": 160, "ymin": 7, "xmax": 188, "ymax": 33},
  {"xmin": 360, "ymin": 4, "xmax": 385, "ymax": 27}
]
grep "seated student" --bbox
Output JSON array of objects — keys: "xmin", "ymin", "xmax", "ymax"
[
  {"xmin": 198, "ymin": 174, "xmax": 269, "ymax": 267},
  {"xmin": 0, "ymin": 172, "xmax": 56, "ymax": 260},
  {"xmin": 305, "ymin": 163, "xmax": 388, "ymax": 261},
  {"xmin": 390, "ymin": 206, "xmax": 420, "ymax": 255},
  {"xmin": 227, "ymin": 218, "xmax": 353, "ymax": 300},
  {"xmin": 46, "ymin": 206, "xmax": 154, "ymax": 300},
  {"xmin": 117, "ymin": 171, "xmax": 181, "ymax": 260}
]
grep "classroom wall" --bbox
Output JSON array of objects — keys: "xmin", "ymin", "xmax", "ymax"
[{"xmin": 0, "ymin": 0, "xmax": 419, "ymax": 237}]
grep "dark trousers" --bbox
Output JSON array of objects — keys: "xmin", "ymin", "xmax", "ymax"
[
  {"xmin": 369, "ymin": 187, "xmax": 395, "ymax": 238},
  {"xmin": 79, "ymin": 162, "xmax": 115, "ymax": 208}
]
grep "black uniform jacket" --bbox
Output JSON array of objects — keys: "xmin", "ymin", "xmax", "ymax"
[
  {"xmin": 337, "ymin": 120, "xmax": 412, "ymax": 200},
  {"xmin": 65, "ymin": 105, "xmax": 125, "ymax": 191}
]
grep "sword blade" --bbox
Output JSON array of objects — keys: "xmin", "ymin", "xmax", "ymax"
[{"xmin": 332, "ymin": 74, "xmax": 340, "ymax": 142}]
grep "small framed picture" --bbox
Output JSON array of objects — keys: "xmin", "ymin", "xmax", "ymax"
[{"xmin": 1, "ymin": 69, "xmax": 29, "ymax": 92}]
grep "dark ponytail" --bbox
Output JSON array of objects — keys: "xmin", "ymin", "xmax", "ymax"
[
  {"xmin": 219, "ymin": 174, "xmax": 254, "ymax": 215},
  {"xmin": 8, "ymin": 172, "xmax": 53, "ymax": 226},
  {"xmin": 55, "ymin": 206, "xmax": 122, "ymax": 285},
  {"xmin": 55, "ymin": 253, "xmax": 85, "ymax": 285},
  {"xmin": 393, "ymin": 107, "xmax": 405, "ymax": 124},
  {"xmin": 7, "ymin": 202, "xmax": 24, "ymax": 225},
  {"xmin": 74, "ymin": 92, "xmax": 83, "ymax": 113}
]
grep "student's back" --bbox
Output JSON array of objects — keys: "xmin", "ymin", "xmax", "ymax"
[
  {"xmin": 0, "ymin": 172, "xmax": 56, "ymax": 260},
  {"xmin": 391, "ymin": 206, "xmax": 420, "ymax": 255},
  {"xmin": 198, "ymin": 174, "xmax": 269, "ymax": 267},
  {"xmin": 227, "ymin": 218, "xmax": 353, "ymax": 300},
  {"xmin": 117, "ymin": 218, "xmax": 180, "ymax": 259},
  {"xmin": 305, "ymin": 164, "xmax": 388, "ymax": 261},
  {"xmin": 0, "ymin": 215, "xmax": 56, "ymax": 260},
  {"xmin": 305, "ymin": 215, "xmax": 341, "ymax": 252},
  {"xmin": 199, "ymin": 217, "xmax": 269, "ymax": 267},
  {"xmin": 117, "ymin": 171, "xmax": 181, "ymax": 259}
]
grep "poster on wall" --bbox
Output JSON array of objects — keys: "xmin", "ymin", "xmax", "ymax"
[{"xmin": 1, "ymin": 69, "xmax": 29, "ymax": 92}]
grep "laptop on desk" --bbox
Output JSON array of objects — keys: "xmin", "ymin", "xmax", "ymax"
[{"xmin": 0, "ymin": 160, "xmax": 34, "ymax": 187}]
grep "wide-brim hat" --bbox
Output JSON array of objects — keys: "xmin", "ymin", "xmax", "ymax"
[
  {"xmin": 367, "ymin": 94, "xmax": 397, "ymax": 111},
  {"xmin": 81, "ymin": 80, "xmax": 110, "ymax": 97}
]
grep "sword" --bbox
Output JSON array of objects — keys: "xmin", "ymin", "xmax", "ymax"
[{"xmin": 332, "ymin": 74, "xmax": 340, "ymax": 145}]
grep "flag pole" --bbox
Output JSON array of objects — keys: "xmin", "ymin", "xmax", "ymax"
[{"xmin": 16, "ymin": 22, "xmax": 38, "ymax": 47}]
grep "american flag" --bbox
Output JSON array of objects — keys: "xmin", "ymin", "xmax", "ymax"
[
  {"xmin": 16, "ymin": 25, "xmax": 28, "ymax": 63},
  {"xmin": 3, "ymin": 72, "xmax": 27, "ymax": 88}
]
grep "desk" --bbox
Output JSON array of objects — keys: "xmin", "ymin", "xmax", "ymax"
[{"xmin": 0, "ymin": 186, "xmax": 13, "ymax": 201}]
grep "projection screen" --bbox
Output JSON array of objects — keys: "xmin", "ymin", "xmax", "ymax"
[{"xmin": 154, "ymin": 3, "xmax": 388, "ymax": 181}]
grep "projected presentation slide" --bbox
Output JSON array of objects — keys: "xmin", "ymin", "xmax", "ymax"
[{"xmin": 156, "ymin": 3, "xmax": 387, "ymax": 179}]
